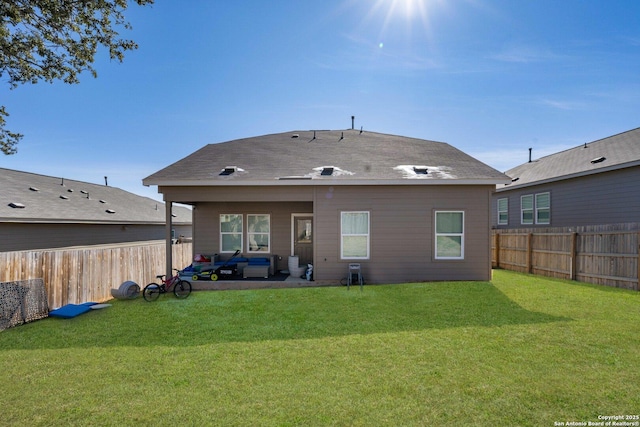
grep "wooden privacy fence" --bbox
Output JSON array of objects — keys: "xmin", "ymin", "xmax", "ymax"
[
  {"xmin": 0, "ymin": 241, "xmax": 193, "ymax": 308},
  {"xmin": 492, "ymin": 224, "xmax": 639, "ymax": 291}
]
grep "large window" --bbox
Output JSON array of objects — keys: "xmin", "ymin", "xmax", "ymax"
[
  {"xmin": 435, "ymin": 211, "xmax": 464, "ymax": 259},
  {"xmin": 247, "ymin": 214, "xmax": 270, "ymax": 252},
  {"xmin": 341, "ymin": 211, "xmax": 369, "ymax": 259},
  {"xmin": 535, "ymin": 193, "xmax": 550, "ymax": 224},
  {"xmin": 521, "ymin": 193, "xmax": 550, "ymax": 225},
  {"xmin": 220, "ymin": 214, "xmax": 242, "ymax": 252},
  {"xmin": 497, "ymin": 198, "xmax": 508, "ymax": 225},
  {"xmin": 521, "ymin": 195, "xmax": 534, "ymax": 225}
]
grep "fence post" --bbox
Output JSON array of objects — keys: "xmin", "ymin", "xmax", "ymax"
[
  {"xmin": 637, "ymin": 231, "xmax": 640, "ymax": 291},
  {"xmin": 495, "ymin": 233, "xmax": 501, "ymax": 268},
  {"xmin": 570, "ymin": 232, "xmax": 577, "ymax": 280},
  {"xmin": 527, "ymin": 233, "xmax": 533, "ymax": 274}
]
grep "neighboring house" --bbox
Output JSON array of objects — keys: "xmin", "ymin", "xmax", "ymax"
[
  {"xmin": 492, "ymin": 127, "xmax": 640, "ymax": 229},
  {"xmin": 143, "ymin": 129, "xmax": 510, "ymax": 284},
  {"xmin": 1, "ymin": 168, "xmax": 192, "ymax": 252}
]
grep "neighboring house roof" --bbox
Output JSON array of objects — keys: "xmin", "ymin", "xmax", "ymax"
[
  {"xmin": 143, "ymin": 129, "xmax": 510, "ymax": 187},
  {"xmin": 497, "ymin": 127, "xmax": 640, "ymax": 191},
  {"xmin": 1, "ymin": 168, "xmax": 192, "ymax": 224}
]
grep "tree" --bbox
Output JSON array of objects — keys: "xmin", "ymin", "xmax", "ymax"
[{"xmin": 0, "ymin": 0, "xmax": 154, "ymax": 155}]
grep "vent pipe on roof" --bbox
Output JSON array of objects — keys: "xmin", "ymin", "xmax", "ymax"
[
  {"xmin": 104, "ymin": 176, "xmax": 108, "ymax": 186},
  {"xmin": 360, "ymin": 126, "xmax": 363, "ymax": 135},
  {"xmin": 528, "ymin": 148, "xmax": 532, "ymax": 163},
  {"xmin": 61, "ymin": 178, "xmax": 64, "ymax": 186},
  {"xmin": 351, "ymin": 116, "xmax": 355, "ymax": 130}
]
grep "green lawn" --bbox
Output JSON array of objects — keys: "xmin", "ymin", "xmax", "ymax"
[{"xmin": 1, "ymin": 270, "xmax": 638, "ymax": 426}]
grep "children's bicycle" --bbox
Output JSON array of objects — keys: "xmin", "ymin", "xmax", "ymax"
[{"xmin": 143, "ymin": 269, "xmax": 192, "ymax": 302}]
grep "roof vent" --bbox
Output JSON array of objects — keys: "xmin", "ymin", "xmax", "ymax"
[
  {"xmin": 220, "ymin": 166, "xmax": 237, "ymax": 176},
  {"xmin": 99, "ymin": 199, "xmax": 107, "ymax": 204},
  {"xmin": 80, "ymin": 190, "xmax": 88, "ymax": 194},
  {"xmin": 291, "ymin": 134, "xmax": 299, "ymax": 139},
  {"xmin": 29, "ymin": 186, "xmax": 39, "ymax": 192},
  {"xmin": 9, "ymin": 202, "xmax": 25, "ymax": 208},
  {"xmin": 590, "ymin": 156, "xmax": 606, "ymax": 164},
  {"xmin": 60, "ymin": 195, "xmax": 69, "ymax": 200},
  {"xmin": 171, "ymin": 213, "xmax": 177, "ymax": 218},
  {"xmin": 105, "ymin": 209, "xmax": 116, "ymax": 214},
  {"xmin": 67, "ymin": 188, "xmax": 73, "ymax": 192},
  {"xmin": 321, "ymin": 167, "xmax": 334, "ymax": 176},
  {"xmin": 511, "ymin": 177, "xmax": 520, "ymax": 182},
  {"xmin": 413, "ymin": 167, "xmax": 428, "ymax": 175}
]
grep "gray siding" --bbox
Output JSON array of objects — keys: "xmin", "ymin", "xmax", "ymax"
[
  {"xmin": 189, "ymin": 185, "xmax": 494, "ymax": 283},
  {"xmin": 492, "ymin": 166, "xmax": 640, "ymax": 229},
  {"xmin": 0, "ymin": 223, "xmax": 192, "ymax": 252}
]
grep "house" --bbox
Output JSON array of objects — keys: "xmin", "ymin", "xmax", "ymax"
[
  {"xmin": 143, "ymin": 129, "xmax": 510, "ymax": 284},
  {"xmin": 1, "ymin": 168, "xmax": 192, "ymax": 252},
  {"xmin": 491, "ymin": 127, "xmax": 640, "ymax": 229}
]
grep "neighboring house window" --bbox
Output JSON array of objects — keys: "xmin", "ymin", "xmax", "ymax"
[
  {"xmin": 247, "ymin": 214, "xmax": 270, "ymax": 252},
  {"xmin": 435, "ymin": 211, "xmax": 464, "ymax": 259},
  {"xmin": 521, "ymin": 195, "xmax": 534, "ymax": 225},
  {"xmin": 220, "ymin": 214, "xmax": 243, "ymax": 252},
  {"xmin": 341, "ymin": 211, "xmax": 370, "ymax": 259},
  {"xmin": 497, "ymin": 198, "xmax": 508, "ymax": 225},
  {"xmin": 535, "ymin": 192, "xmax": 550, "ymax": 224}
]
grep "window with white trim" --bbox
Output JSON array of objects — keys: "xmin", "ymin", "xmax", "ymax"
[
  {"xmin": 497, "ymin": 198, "xmax": 508, "ymax": 225},
  {"xmin": 247, "ymin": 214, "xmax": 270, "ymax": 252},
  {"xmin": 535, "ymin": 192, "xmax": 550, "ymax": 224},
  {"xmin": 435, "ymin": 211, "xmax": 464, "ymax": 259},
  {"xmin": 521, "ymin": 195, "xmax": 534, "ymax": 225},
  {"xmin": 341, "ymin": 211, "xmax": 369, "ymax": 259},
  {"xmin": 220, "ymin": 214, "xmax": 243, "ymax": 252}
]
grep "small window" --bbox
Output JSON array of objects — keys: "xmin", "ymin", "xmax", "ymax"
[
  {"xmin": 521, "ymin": 195, "xmax": 534, "ymax": 225},
  {"xmin": 247, "ymin": 214, "xmax": 270, "ymax": 252},
  {"xmin": 220, "ymin": 214, "xmax": 243, "ymax": 253},
  {"xmin": 497, "ymin": 198, "xmax": 508, "ymax": 225},
  {"xmin": 535, "ymin": 192, "xmax": 550, "ymax": 224},
  {"xmin": 341, "ymin": 211, "xmax": 370, "ymax": 259},
  {"xmin": 435, "ymin": 211, "xmax": 464, "ymax": 259}
]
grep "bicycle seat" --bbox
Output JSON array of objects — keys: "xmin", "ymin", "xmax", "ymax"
[{"xmin": 156, "ymin": 275, "xmax": 164, "ymax": 279}]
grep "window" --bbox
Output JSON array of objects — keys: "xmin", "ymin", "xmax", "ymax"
[
  {"xmin": 497, "ymin": 198, "xmax": 508, "ymax": 225},
  {"xmin": 435, "ymin": 211, "xmax": 464, "ymax": 259},
  {"xmin": 521, "ymin": 195, "xmax": 534, "ymax": 225},
  {"xmin": 535, "ymin": 192, "xmax": 550, "ymax": 224},
  {"xmin": 220, "ymin": 214, "xmax": 243, "ymax": 252},
  {"xmin": 247, "ymin": 214, "xmax": 270, "ymax": 252},
  {"xmin": 341, "ymin": 211, "xmax": 369, "ymax": 259}
]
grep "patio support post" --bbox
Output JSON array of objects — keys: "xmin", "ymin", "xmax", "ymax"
[{"xmin": 166, "ymin": 201, "xmax": 173, "ymax": 279}]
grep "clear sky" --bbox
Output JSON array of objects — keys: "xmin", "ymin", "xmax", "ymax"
[{"xmin": 2, "ymin": 0, "xmax": 639, "ymax": 201}]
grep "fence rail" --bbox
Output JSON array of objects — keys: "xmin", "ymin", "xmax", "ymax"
[
  {"xmin": 492, "ymin": 224, "xmax": 639, "ymax": 291},
  {"xmin": 0, "ymin": 241, "xmax": 193, "ymax": 308}
]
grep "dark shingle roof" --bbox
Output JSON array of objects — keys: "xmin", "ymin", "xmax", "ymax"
[
  {"xmin": 143, "ymin": 129, "xmax": 509, "ymax": 186},
  {"xmin": 2, "ymin": 168, "xmax": 192, "ymax": 224},
  {"xmin": 497, "ymin": 127, "xmax": 640, "ymax": 191}
]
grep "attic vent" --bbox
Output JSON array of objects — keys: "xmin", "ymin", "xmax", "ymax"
[
  {"xmin": 80, "ymin": 190, "xmax": 88, "ymax": 194},
  {"xmin": 413, "ymin": 167, "xmax": 428, "ymax": 175},
  {"xmin": 99, "ymin": 199, "xmax": 107, "ymax": 204},
  {"xmin": 105, "ymin": 209, "xmax": 116, "ymax": 214},
  {"xmin": 291, "ymin": 134, "xmax": 299, "ymax": 139},
  {"xmin": 320, "ymin": 167, "xmax": 334, "ymax": 176},
  {"xmin": 60, "ymin": 195, "xmax": 69, "ymax": 200},
  {"xmin": 9, "ymin": 202, "xmax": 25, "ymax": 209},
  {"xmin": 29, "ymin": 186, "xmax": 39, "ymax": 192},
  {"xmin": 590, "ymin": 156, "xmax": 606, "ymax": 164},
  {"xmin": 511, "ymin": 177, "xmax": 520, "ymax": 182},
  {"xmin": 220, "ymin": 166, "xmax": 237, "ymax": 176},
  {"xmin": 171, "ymin": 213, "xmax": 177, "ymax": 218}
]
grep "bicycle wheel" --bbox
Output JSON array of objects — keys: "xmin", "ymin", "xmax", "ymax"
[
  {"xmin": 173, "ymin": 280, "xmax": 192, "ymax": 299},
  {"xmin": 143, "ymin": 283, "xmax": 161, "ymax": 302}
]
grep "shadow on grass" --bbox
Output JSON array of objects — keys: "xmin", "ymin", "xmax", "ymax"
[{"xmin": 0, "ymin": 282, "xmax": 570, "ymax": 350}]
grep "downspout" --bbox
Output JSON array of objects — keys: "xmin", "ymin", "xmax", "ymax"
[{"xmin": 166, "ymin": 201, "xmax": 173, "ymax": 279}]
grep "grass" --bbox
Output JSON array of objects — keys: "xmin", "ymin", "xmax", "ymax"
[{"xmin": 1, "ymin": 270, "xmax": 639, "ymax": 426}]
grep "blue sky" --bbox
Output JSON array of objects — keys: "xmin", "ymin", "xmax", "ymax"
[{"xmin": 2, "ymin": 0, "xmax": 640, "ymax": 201}]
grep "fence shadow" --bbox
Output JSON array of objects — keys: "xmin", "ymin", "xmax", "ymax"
[{"xmin": 0, "ymin": 282, "xmax": 570, "ymax": 350}]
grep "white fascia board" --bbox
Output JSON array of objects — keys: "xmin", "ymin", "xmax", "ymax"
[{"xmin": 149, "ymin": 178, "xmax": 512, "ymax": 187}]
